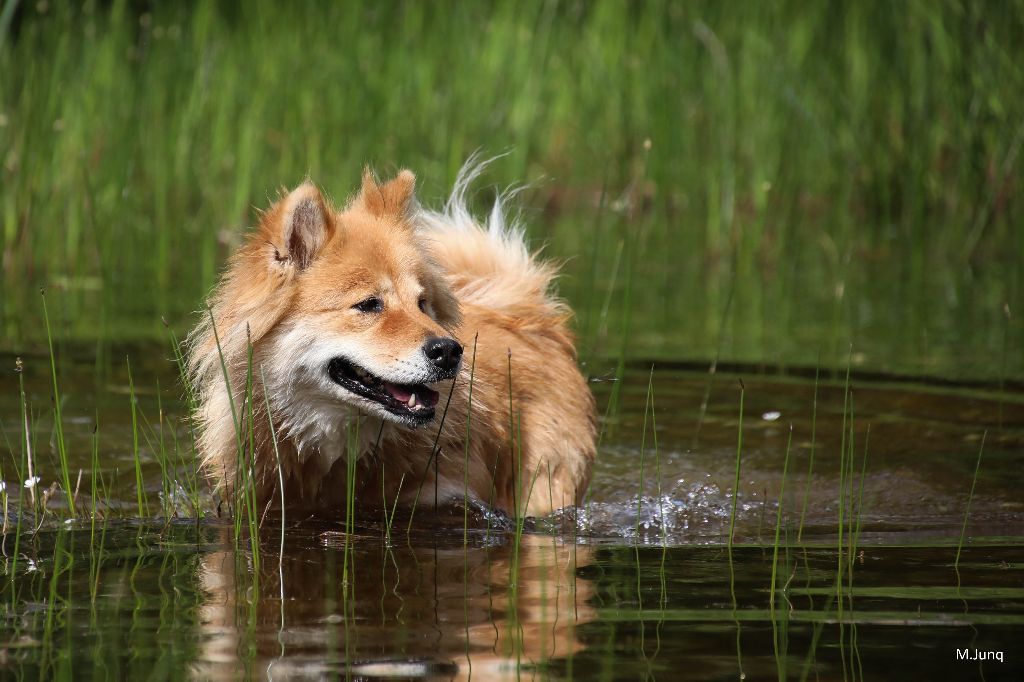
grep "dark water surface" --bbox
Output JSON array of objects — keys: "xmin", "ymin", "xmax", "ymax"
[
  {"xmin": 4, "ymin": 525, "xmax": 1023, "ymax": 680},
  {"xmin": 1, "ymin": 352, "xmax": 1023, "ymax": 680}
]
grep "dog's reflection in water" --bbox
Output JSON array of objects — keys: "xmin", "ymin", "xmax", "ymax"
[{"xmin": 195, "ymin": 523, "xmax": 594, "ymax": 680}]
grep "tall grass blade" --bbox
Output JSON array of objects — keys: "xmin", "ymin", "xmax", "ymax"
[
  {"xmin": 126, "ymin": 358, "xmax": 148, "ymax": 518},
  {"xmin": 797, "ymin": 363, "xmax": 820, "ymax": 543},
  {"xmin": 955, "ymin": 431, "xmax": 987, "ymax": 572},
  {"xmin": 463, "ymin": 336, "xmax": 478, "ymax": 543},
  {"xmin": 728, "ymin": 379, "xmax": 745, "ymax": 681},
  {"xmin": 770, "ymin": 424, "xmax": 793, "ymax": 612},
  {"xmin": 41, "ymin": 291, "xmax": 75, "ymax": 518},
  {"xmin": 728, "ymin": 380, "xmax": 745, "ymax": 548}
]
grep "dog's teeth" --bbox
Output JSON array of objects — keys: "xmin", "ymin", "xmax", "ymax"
[{"xmin": 408, "ymin": 393, "xmax": 418, "ymax": 408}]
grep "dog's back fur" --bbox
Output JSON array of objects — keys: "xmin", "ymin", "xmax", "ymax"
[{"xmin": 188, "ymin": 160, "xmax": 595, "ymax": 517}]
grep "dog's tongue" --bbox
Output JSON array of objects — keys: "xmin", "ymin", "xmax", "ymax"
[{"xmin": 384, "ymin": 383, "xmax": 440, "ymax": 408}]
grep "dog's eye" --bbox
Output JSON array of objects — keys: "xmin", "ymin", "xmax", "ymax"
[
  {"xmin": 418, "ymin": 298, "xmax": 428, "ymax": 313},
  {"xmin": 353, "ymin": 297, "xmax": 383, "ymax": 313}
]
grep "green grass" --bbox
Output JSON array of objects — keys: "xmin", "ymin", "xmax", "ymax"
[
  {"xmin": 769, "ymin": 425, "xmax": 793, "ymax": 613},
  {"xmin": 462, "ymin": 336, "xmax": 478, "ymax": 542},
  {"xmin": 727, "ymin": 380, "xmax": 745, "ymax": 548},
  {"xmin": 41, "ymin": 291, "xmax": 74, "ymax": 517},
  {"xmin": 727, "ymin": 380, "xmax": 745, "ymax": 679},
  {"xmin": 0, "ymin": 1, "xmax": 1021, "ymax": 381},
  {"xmin": 125, "ymin": 358, "xmax": 147, "ymax": 518},
  {"xmin": 797, "ymin": 363, "xmax": 820, "ymax": 543},
  {"xmin": 241, "ymin": 337, "xmax": 261, "ymax": 572},
  {"xmin": 12, "ymin": 356, "xmax": 29, "ymax": 556},
  {"xmin": 956, "ymin": 431, "xmax": 987, "ymax": 572}
]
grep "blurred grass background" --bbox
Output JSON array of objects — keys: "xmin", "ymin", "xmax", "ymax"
[{"xmin": 0, "ymin": 0, "xmax": 1021, "ymax": 379}]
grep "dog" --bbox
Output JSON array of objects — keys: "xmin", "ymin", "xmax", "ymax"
[{"xmin": 187, "ymin": 161, "xmax": 596, "ymax": 517}]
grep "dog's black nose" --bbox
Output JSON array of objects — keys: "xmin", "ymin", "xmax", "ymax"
[{"xmin": 423, "ymin": 336, "xmax": 463, "ymax": 372}]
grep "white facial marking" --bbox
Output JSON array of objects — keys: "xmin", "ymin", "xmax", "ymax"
[{"xmin": 261, "ymin": 320, "xmax": 446, "ymax": 469}]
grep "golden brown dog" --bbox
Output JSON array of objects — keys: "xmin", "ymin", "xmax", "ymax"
[{"xmin": 188, "ymin": 161, "xmax": 595, "ymax": 517}]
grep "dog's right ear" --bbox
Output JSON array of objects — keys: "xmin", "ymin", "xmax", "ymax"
[{"xmin": 265, "ymin": 182, "xmax": 334, "ymax": 270}]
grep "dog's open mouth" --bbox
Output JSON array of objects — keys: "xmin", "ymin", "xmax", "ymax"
[{"xmin": 327, "ymin": 358, "xmax": 441, "ymax": 423}]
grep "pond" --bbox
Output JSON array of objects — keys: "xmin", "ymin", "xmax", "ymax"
[{"xmin": 2, "ymin": 351, "xmax": 1021, "ymax": 680}]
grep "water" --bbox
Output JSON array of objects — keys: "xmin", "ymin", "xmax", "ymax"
[
  {"xmin": 4, "ymin": 525, "xmax": 1022, "ymax": 680},
  {"xmin": 1, "ymin": 350, "xmax": 1022, "ymax": 679}
]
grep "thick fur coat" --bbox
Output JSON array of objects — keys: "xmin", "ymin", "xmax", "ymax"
[{"xmin": 188, "ymin": 162, "xmax": 596, "ymax": 517}]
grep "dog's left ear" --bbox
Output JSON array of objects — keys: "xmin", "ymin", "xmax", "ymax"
[
  {"xmin": 358, "ymin": 168, "xmax": 417, "ymax": 221},
  {"xmin": 266, "ymin": 181, "xmax": 334, "ymax": 270}
]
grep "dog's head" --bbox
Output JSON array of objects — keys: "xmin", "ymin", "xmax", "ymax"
[{"xmin": 253, "ymin": 169, "xmax": 462, "ymax": 429}]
